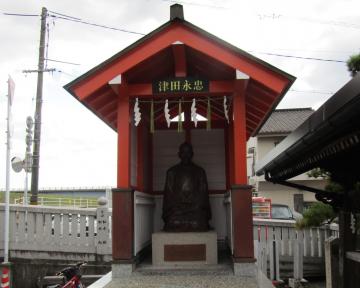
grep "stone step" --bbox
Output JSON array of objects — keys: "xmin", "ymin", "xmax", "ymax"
[{"xmin": 134, "ymin": 264, "xmax": 234, "ymax": 276}]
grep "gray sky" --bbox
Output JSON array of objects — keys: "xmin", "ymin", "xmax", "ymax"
[{"xmin": 1, "ymin": 0, "xmax": 359, "ymax": 189}]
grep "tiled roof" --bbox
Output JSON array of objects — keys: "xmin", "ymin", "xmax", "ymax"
[{"xmin": 259, "ymin": 108, "xmax": 314, "ymax": 135}]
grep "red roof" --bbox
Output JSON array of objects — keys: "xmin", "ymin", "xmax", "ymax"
[{"xmin": 64, "ymin": 5, "xmax": 295, "ymax": 138}]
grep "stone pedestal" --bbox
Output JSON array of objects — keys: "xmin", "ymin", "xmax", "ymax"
[
  {"xmin": 152, "ymin": 231, "xmax": 217, "ymax": 266},
  {"xmin": 112, "ymin": 262, "xmax": 135, "ymax": 278}
]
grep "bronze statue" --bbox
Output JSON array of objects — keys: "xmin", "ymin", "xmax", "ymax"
[{"xmin": 162, "ymin": 142, "xmax": 211, "ymax": 232}]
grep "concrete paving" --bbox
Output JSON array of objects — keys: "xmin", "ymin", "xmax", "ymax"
[
  {"xmin": 104, "ymin": 265, "xmax": 274, "ymax": 288},
  {"xmin": 105, "ymin": 274, "xmax": 259, "ymax": 288},
  {"xmin": 104, "ymin": 249, "xmax": 274, "ymax": 288}
]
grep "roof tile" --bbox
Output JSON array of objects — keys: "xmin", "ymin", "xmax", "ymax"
[{"xmin": 259, "ymin": 108, "xmax": 314, "ymax": 135}]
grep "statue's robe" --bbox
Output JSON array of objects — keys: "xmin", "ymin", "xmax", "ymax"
[{"xmin": 162, "ymin": 162, "xmax": 211, "ymax": 232}]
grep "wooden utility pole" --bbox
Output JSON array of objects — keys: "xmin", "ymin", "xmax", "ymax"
[{"xmin": 30, "ymin": 7, "xmax": 47, "ymax": 205}]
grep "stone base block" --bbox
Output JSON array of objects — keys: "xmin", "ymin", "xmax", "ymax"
[
  {"xmin": 112, "ymin": 263, "xmax": 135, "ymax": 278},
  {"xmin": 152, "ymin": 231, "xmax": 217, "ymax": 266},
  {"xmin": 233, "ymin": 262, "xmax": 256, "ymax": 277}
]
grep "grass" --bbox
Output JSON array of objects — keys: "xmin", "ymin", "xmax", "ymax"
[
  {"xmin": 0, "ymin": 192, "xmax": 99, "ymax": 207},
  {"xmin": 0, "ymin": 191, "xmax": 24, "ymax": 203}
]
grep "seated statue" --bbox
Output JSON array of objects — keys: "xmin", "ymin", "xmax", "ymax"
[{"xmin": 162, "ymin": 142, "xmax": 211, "ymax": 232}]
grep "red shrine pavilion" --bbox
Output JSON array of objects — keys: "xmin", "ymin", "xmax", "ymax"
[{"xmin": 65, "ymin": 4, "xmax": 295, "ymax": 273}]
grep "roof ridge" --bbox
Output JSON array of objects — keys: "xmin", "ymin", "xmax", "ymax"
[{"xmin": 274, "ymin": 107, "xmax": 313, "ymax": 112}]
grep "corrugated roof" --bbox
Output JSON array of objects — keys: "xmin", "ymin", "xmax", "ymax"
[
  {"xmin": 256, "ymin": 73, "xmax": 360, "ymax": 181},
  {"xmin": 259, "ymin": 108, "xmax": 314, "ymax": 135}
]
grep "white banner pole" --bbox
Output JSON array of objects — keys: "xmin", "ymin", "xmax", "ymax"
[{"xmin": 4, "ymin": 77, "xmax": 14, "ymax": 263}]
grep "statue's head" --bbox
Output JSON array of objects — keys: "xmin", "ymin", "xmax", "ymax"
[{"xmin": 178, "ymin": 142, "xmax": 193, "ymax": 164}]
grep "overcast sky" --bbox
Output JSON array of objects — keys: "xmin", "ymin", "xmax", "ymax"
[{"xmin": 1, "ymin": 0, "xmax": 359, "ymax": 189}]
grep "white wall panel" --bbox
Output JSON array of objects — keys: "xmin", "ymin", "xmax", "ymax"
[
  {"xmin": 153, "ymin": 130, "xmax": 185, "ymax": 191},
  {"xmin": 191, "ymin": 129, "xmax": 226, "ymax": 190}
]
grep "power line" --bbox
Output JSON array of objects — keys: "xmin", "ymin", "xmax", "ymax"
[
  {"xmin": 257, "ymin": 13, "xmax": 360, "ymax": 30},
  {"xmin": 3, "ymin": 12, "xmax": 39, "ymax": 17},
  {"xmin": 249, "ymin": 51, "xmax": 347, "ymax": 63},
  {"xmin": 48, "ymin": 14, "xmax": 146, "ymax": 36},
  {"xmin": 3, "ymin": 10, "xmax": 146, "ymax": 36},
  {"xmin": 47, "ymin": 10, "xmax": 81, "ymax": 20},
  {"xmin": 45, "ymin": 58, "xmax": 80, "ymax": 66}
]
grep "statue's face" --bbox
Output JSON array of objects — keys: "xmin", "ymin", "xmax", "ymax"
[{"xmin": 178, "ymin": 144, "xmax": 193, "ymax": 164}]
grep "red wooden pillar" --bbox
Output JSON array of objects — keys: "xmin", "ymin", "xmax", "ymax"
[
  {"xmin": 112, "ymin": 81, "xmax": 134, "ymax": 262},
  {"xmin": 231, "ymin": 79, "xmax": 254, "ymax": 262}
]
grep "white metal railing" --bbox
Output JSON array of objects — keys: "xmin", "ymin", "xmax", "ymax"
[
  {"xmin": 14, "ymin": 196, "xmax": 99, "ymax": 208},
  {"xmin": 0, "ymin": 204, "xmax": 112, "ymax": 261},
  {"xmin": 253, "ymin": 218, "xmax": 339, "ymax": 282}
]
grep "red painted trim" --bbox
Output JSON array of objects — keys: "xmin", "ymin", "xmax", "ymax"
[
  {"xmin": 86, "ymin": 89, "xmax": 115, "ymax": 108},
  {"xmin": 248, "ymin": 91, "xmax": 273, "ymax": 106},
  {"xmin": 231, "ymin": 186, "xmax": 254, "ymax": 259},
  {"xmin": 247, "ymin": 113, "xmax": 262, "ymax": 125},
  {"xmin": 112, "ymin": 190, "xmax": 134, "ymax": 260},
  {"xmin": 155, "ymin": 121, "xmax": 226, "ymax": 130},
  {"xmin": 117, "ymin": 86, "xmax": 130, "ymax": 187},
  {"xmin": 98, "ymin": 100, "xmax": 117, "ymax": 116},
  {"xmin": 246, "ymin": 107, "xmax": 264, "ymax": 120},
  {"xmin": 113, "ymin": 82, "xmax": 134, "ymax": 261},
  {"xmin": 176, "ymin": 25, "xmax": 289, "ymax": 93},
  {"xmin": 172, "ymin": 44, "xmax": 187, "ymax": 77},
  {"xmin": 232, "ymin": 80, "xmax": 247, "ymax": 184},
  {"xmin": 72, "ymin": 23, "xmax": 289, "ymax": 100},
  {"xmin": 127, "ymin": 81, "xmax": 234, "ymax": 97},
  {"xmin": 152, "ymin": 189, "xmax": 226, "ymax": 195},
  {"xmin": 245, "ymin": 97, "xmax": 268, "ymax": 116}
]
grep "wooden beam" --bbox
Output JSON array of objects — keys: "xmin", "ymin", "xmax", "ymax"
[
  {"xmin": 247, "ymin": 111, "xmax": 262, "ymax": 124},
  {"xmin": 112, "ymin": 81, "xmax": 134, "ymax": 261},
  {"xmin": 232, "ymin": 80, "xmax": 247, "ymax": 184},
  {"xmin": 97, "ymin": 99, "xmax": 117, "ymax": 115},
  {"xmin": 246, "ymin": 95, "xmax": 270, "ymax": 113},
  {"xmin": 172, "ymin": 44, "xmax": 187, "ymax": 77}
]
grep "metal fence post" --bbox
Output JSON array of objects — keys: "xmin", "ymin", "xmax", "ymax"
[{"xmin": 290, "ymin": 229, "xmax": 304, "ymax": 288}]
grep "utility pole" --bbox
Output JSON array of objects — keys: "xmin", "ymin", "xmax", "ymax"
[{"xmin": 30, "ymin": 7, "xmax": 47, "ymax": 205}]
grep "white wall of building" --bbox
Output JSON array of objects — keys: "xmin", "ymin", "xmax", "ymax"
[{"xmin": 247, "ymin": 134, "xmax": 326, "ymax": 211}]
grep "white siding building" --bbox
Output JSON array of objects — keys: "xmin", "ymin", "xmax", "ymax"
[{"xmin": 247, "ymin": 108, "xmax": 326, "ymax": 212}]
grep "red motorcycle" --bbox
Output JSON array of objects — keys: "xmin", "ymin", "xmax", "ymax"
[{"xmin": 47, "ymin": 262, "xmax": 86, "ymax": 288}]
